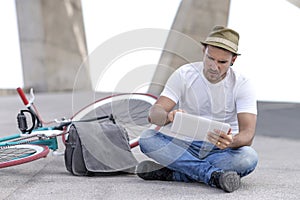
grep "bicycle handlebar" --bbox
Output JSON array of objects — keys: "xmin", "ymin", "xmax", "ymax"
[{"xmin": 16, "ymin": 87, "xmax": 30, "ymax": 106}]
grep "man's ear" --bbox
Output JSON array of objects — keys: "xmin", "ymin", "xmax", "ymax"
[{"xmin": 231, "ymin": 55, "xmax": 237, "ymax": 66}]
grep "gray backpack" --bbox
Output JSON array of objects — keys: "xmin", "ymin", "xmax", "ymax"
[{"xmin": 64, "ymin": 120, "xmax": 138, "ymax": 176}]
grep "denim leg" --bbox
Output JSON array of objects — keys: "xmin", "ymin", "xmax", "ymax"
[
  {"xmin": 139, "ymin": 129, "xmax": 223, "ymax": 184},
  {"xmin": 139, "ymin": 129, "xmax": 259, "ymax": 184},
  {"xmin": 205, "ymin": 146, "xmax": 258, "ymax": 177}
]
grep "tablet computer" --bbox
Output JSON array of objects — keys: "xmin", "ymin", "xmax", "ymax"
[{"xmin": 170, "ymin": 112, "xmax": 231, "ymax": 141}]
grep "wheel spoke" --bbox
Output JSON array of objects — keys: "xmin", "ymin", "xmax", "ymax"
[
  {"xmin": 0, "ymin": 144, "xmax": 49, "ymax": 168},
  {"xmin": 0, "ymin": 147, "xmax": 36, "ymax": 162}
]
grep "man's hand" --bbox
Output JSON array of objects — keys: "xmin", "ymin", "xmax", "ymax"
[
  {"xmin": 167, "ymin": 109, "xmax": 185, "ymax": 123},
  {"xmin": 148, "ymin": 96, "xmax": 187, "ymax": 126},
  {"xmin": 207, "ymin": 129, "xmax": 233, "ymax": 149}
]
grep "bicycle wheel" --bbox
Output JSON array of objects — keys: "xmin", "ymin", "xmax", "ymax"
[
  {"xmin": 71, "ymin": 93, "xmax": 157, "ymax": 147},
  {"xmin": 0, "ymin": 144, "xmax": 49, "ymax": 168}
]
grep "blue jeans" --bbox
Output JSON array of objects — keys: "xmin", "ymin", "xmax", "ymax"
[{"xmin": 139, "ymin": 129, "xmax": 258, "ymax": 185}]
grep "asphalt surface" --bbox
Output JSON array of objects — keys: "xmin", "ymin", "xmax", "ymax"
[{"xmin": 0, "ymin": 92, "xmax": 299, "ymax": 200}]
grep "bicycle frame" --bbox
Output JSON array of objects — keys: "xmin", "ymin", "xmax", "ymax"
[
  {"xmin": 0, "ymin": 88, "xmax": 67, "ymax": 152},
  {"xmin": 1, "ymin": 88, "xmax": 157, "ymax": 151},
  {"xmin": 0, "ymin": 128, "xmax": 62, "ymax": 150}
]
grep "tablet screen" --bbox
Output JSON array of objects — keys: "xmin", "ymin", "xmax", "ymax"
[{"xmin": 171, "ymin": 112, "xmax": 231, "ymax": 141}]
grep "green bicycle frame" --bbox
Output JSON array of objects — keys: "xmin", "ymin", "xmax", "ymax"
[{"xmin": 0, "ymin": 127, "xmax": 59, "ymax": 150}]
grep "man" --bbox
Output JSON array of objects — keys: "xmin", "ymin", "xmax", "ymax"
[{"xmin": 136, "ymin": 26, "xmax": 258, "ymax": 193}]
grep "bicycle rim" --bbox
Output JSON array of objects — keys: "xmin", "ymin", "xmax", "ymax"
[
  {"xmin": 71, "ymin": 93, "xmax": 157, "ymax": 146},
  {"xmin": 0, "ymin": 144, "xmax": 49, "ymax": 168}
]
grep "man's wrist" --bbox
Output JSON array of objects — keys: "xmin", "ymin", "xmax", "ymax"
[{"xmin": 148, "ymin": 104, "xmax": 168, "ymax": 126}]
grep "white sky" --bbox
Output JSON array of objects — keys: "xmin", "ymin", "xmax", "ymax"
[
  {"xmin": 0, "ymin": 1, "xmax": 23, "ymax": 88},
  {"xmin": 81, "ymin": 0, "xmax": 181, "ymax": 93},
  {"xmin": 1, "ymin": 0, "xmax": 300, "ymax": 102},
  {"xmin": 228, "ymin": 0, "xmax": 300, "ymax": 102}
]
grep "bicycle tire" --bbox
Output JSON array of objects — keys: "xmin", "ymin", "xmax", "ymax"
[
  {"xmin": 71, "ymin": 93, "xmax": 157, "ymax": 147},
  {"xmin": 0, "ymin": 144, "xmax": 49, "ymax": 168}
]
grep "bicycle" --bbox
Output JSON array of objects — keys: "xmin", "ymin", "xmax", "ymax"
[{"xmin": 0, "ymin": 87, "xmax": 157, "ymax": 168}]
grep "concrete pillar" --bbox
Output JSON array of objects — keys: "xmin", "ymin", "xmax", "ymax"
[
  {"xmin": 15, "ymin": 0, "xmax": 91, "ymax": 92},
  {"xmin": 287, "ymin": 0, "xmax": 300, "ymax": 8},
  {"xmin": 148, "ymin": 0, "xmax": 231, "ymax": 96}
]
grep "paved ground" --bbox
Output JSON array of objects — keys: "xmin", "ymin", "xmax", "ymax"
[{"xmin": 0, "ymin": 92, "xmax": 299, "ymax": 200}]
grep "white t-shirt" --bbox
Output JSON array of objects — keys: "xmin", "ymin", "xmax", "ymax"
[{"xmin": 160, "ymin": 62, "xmax": 257, "ymax": 134}]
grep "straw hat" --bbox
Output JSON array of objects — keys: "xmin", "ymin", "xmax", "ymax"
[{"xmin": 200, "ymin": 25, "xmax": 240, "ymax": 55}]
